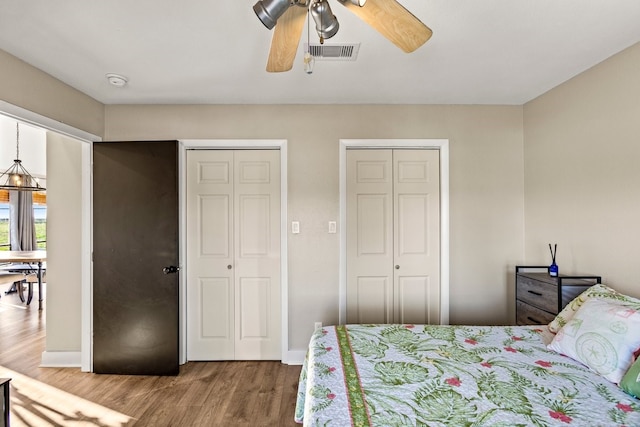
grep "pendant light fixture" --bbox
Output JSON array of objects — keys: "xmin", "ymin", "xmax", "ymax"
[{"xmin": 0, "ymin": 123, "xmax": 45, "ymax": 191}]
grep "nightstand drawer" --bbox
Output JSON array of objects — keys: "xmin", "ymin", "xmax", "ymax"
[
  {"xmin": 515, "ymin": 267, "xmax": 601, "ymax": 327},
  {"xmin": 516, "ymin": 301, "xmax": 556, "ymax": 326},
  {"xmin": 516, "ymin": 276, "xmax": 558, "ymax": 313}
]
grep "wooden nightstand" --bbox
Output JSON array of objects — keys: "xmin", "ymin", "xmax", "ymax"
[{"xmin": 515, "ymin": 266, "xmax": 601, "ymax": 326}]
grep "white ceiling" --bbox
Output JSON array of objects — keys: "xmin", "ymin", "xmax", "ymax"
[
  {"xmin": 0, "ymin": 115, "xmax": 47, "ymax": 178},
  {"xmin": 1, "ymin": 0, "xmax": 639, "ymax": 105}
]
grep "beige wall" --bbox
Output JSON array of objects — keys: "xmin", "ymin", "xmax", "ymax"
[
  {"xmin": 0, "ymin": 49, "xmax": 100, "ymax": 357},
  {"xmin": 45, "ymin": 132, "xmax": 84, "ymax": 351},
  {"xmin": 0, "ymin": 47, "xmax": 527, "ymax": 355},
  {"xmin": 105, "ymin": 104, "xmax": 525, "ymax": 349},
  {"xmin": 0, "ymin": 50, "xmax": 104, "ymax": 136},
  {"xmin": 523, "ymin": 42, "xmax": 640, "ymax": 298},
  {"xmin": 4, "ymin": 39, "xmax": 640, "ymax": 357}
]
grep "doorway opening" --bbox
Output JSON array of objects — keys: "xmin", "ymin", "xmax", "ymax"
[{"xmin": 0, "ymin": 101, "xmax": 97, "ymax": 371}]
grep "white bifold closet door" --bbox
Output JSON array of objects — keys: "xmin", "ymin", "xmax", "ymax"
[
  {"xmin": 346, "ymin": 149, "xmax": 440, "ymax": 324},
  {"xmin": 187, "ymin": 149, "xmax": 281, "ymax": 360}
]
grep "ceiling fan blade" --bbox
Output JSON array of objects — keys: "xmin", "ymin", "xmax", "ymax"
[
  {"xmin": 266, "ymin": 5, "xmax": 308, "ymax": 72},
  {"xmin": 340, "ymin": 0, "xmax": 432, "ymax": 53}
]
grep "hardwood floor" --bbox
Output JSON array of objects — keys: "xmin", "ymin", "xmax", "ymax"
[{"xmin": 0, "ymin": 289, "xmax": 303, "ymax": 426}]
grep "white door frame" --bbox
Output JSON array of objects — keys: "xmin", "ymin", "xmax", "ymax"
[
  {"xmin": 0, "ymin": 101, "xmax": 98, "ymax": 371},
  {"xmin": 339, "ymin": 139, "xmax": 450, "ymax": 325},
  {"xmin": 179, "ymin": 140, "xmax": 289, "ymax": 363}
]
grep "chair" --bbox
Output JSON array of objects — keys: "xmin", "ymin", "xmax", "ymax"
[
  {"xmin": 22, "ymin": 272, "xmax": 46, "ymax": 304},
  {"xmin": 0, "ymin": 272, "xmax": 27, "ymax": 299}
]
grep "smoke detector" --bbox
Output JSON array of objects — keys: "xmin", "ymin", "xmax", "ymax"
[{"xmin": 106, "ymin": 73, "xmax": 128, "ymax": 87}]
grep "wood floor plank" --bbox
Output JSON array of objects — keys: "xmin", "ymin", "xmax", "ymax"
[
  {"xmin": 253, "ymin": 361, "xmax": 286, "ymax": 424},
  {"xmin": 175, "ymin": 362, "xmax": 226, "ymax": 408},
  {"xmin": 0, "ymin": 290, "xmax": 303, "ymax": 426},
  {"xmin": 216, "ymin": 361, "xmax": 263, "ymax": 425},
  {"xmin": 280, "ymin": 362, "xmax": 304, "ymax": 426}
]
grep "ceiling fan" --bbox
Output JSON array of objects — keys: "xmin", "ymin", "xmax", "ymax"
[{"xmin": 253, "ymin": 0, "xmax": 433, "ymax": 72}]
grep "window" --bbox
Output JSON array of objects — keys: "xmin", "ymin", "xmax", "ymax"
[
  {"xmin": 34, "ymin": 201, "xmax": 47, "ymax": 249},
  {"xmin": 0, "ymin": 190, "xmax": 47, "ymax": 250},
  {"xmin": 0, "ymin": 202, "xmax": 8, "ymax": 251}
]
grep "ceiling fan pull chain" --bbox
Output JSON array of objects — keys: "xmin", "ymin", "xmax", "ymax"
[{"xmin": 319, "ymin": 0, "xmax": 324, "ymax": 44}]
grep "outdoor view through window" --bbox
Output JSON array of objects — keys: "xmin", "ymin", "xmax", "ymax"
[{"xmin": 0, "ymin": 202, "xmax": 47, "ymax": 250}]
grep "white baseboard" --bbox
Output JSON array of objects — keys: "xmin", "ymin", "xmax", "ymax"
[
  {"xmin": 284, "ymin": 349, "xmax": 307, "ymax": 365},
  {"xmin": 41, "ymin": 350, "xmax": 305, "ymax": 368},
  {"xmin": 40, "ymin": 351, "xmax": 82, "ymax": 368}
]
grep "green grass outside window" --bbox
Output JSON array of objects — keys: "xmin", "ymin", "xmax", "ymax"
[{"xmin": 0, "ymin": 219, "xmax": 46, "ymax": 250}]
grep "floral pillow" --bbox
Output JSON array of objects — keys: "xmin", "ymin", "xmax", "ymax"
[
  {"xmin": 548, "ymin": 284, "xmax": 640, "ymax": 333},
  {"xmin": 547, "ymin": 298, "xmax": 640, "ymax": 384}
]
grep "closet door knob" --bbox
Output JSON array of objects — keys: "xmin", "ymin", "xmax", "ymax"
[
  {"xmin": 227, "ymin": 265, "xmax": 232, "ymax": 270},
  {"xmin": 395, "ymin": 265, "xmax": 400, "ymax": 269}
]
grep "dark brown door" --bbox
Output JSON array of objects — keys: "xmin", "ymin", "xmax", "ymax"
[{"xmin": 93, "ymin": 141, "xmax": 179, "ymax": 375}]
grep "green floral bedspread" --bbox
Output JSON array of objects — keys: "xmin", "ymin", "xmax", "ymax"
[{"xmin": 294, "ymin": 324, "xmax": 640, "ymax": 426}]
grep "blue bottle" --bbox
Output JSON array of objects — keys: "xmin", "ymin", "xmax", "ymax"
[{"xmin": 548, "ymin": 244, "xmax": 558, "ymax": 277}]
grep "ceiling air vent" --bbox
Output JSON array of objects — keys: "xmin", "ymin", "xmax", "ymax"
[{"xmin": 304, "ymin": 43, "xmax": 360, "ymax": 61}]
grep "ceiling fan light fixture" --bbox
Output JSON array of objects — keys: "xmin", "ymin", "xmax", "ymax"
[
  {"xmin": 253, "ymin": 0, "xmax": 292, "ymax": 30},
  {"xmin": 310, "ymin": 0, "xmax": 339, "ymax": 40}
]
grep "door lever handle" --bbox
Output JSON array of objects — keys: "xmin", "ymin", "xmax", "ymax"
[{"xmin": 163, "ymin": 265, "xmax": 180, "ymax": 274}]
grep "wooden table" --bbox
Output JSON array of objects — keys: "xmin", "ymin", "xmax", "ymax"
[{"xmin": 0, "ymin": 251, "xmax": 46, "ymax": 310}]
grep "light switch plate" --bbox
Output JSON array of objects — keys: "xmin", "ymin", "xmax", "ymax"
[
  {"xmin": 292, "ymin": 221, "xmax": 300, "ymax": 234},
  {"xmin": 328, "ymin": 221, "xmax": 337, "ymax": 234}
]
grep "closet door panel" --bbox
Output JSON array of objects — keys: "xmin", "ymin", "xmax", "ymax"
[
  {"xmin": 238, "ymin": 277, "xmax": 271, "ymax": 338},
  {"xmin": 355, "ymin": 276, "xmax": 392, "ymax": 324},
  {"xmin": 200, "ymin": 195, "xmax": 231, "ymax": 256},
  {"xmin": 393, "ymin": 150, "xmax": 440, "ymax": 324},
  {"xmin": 234, "ymin": 150, "xmax": 281, "ymax": 360},
  {"xmin": 397, "ymin": 194, "xmax": 428, "ymax": 255},
  {"xmin": 346, "ymin": 150, "xmax": 393, "ymax": 324},
  {"xmin": 187, "ymin": 150, "xmax": 235, "ymax": 360},
  {"xmin": 397, "ymin": 276, "xmax": 435, "ymax": 324},
  {"xmin": 200, "ymin": 277, "xmax": 233, "ymax": 339}
]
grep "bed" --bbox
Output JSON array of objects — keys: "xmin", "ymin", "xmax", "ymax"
[{"xmin": 295, "ymin": 304, "xmax": 640, "ymax": 426}]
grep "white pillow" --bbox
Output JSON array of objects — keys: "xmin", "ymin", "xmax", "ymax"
[
  {"xmin": 548, "ymin": 284, "xmax": 640, "ymax": 333},
  {"xmin": 547, "ymin": 298, "xmax": 640, "ymax": 384}
]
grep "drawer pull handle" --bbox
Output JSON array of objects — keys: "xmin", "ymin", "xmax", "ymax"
[
  {"xmin": 527, "ymin": 316, "xmax": 541, "ymax": 324},
  {"xmin": 527, "ymin": 290, "xmax": 543, "ymax": 296}
]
